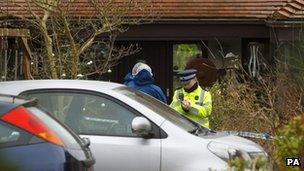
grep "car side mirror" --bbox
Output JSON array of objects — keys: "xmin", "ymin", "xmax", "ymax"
[{"xmin": 131, "ymin": 117, "xmax": 152, "ymax": 138}]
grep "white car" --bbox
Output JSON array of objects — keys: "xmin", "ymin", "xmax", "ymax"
[{"xmin": 0, "ymin": 80, "xmax": 267, "ymax": 171}]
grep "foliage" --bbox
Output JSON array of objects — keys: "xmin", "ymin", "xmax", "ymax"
[
  {"xmin": 209, "ymin": 60, "xmax": 303, "ymax": 170},
  {"xmin": 228, "ymin": 156, "xmax": 272, "ymax": 171},
  {"xmin": 1, "ymin": 0, "xmax": 154, "ymax": 79},
  {"xmin": 210, "ymin": 75, "xmax": 276, "ymax": 134},
  {"xmin": 173, "ymin": 44, "xmax": 202, "ymax": 90},
  {"xmin": 173, "ymin": 44, "xmax": 201, "ymax": 71},
  {"xmin": 273, "ymin": 116, "xmax": 304, "ymax": 171}
]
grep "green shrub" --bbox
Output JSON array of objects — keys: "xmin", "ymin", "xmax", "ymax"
[
  {"xmin": 273, "ymin": 116, "xmax": 304, "ymax": 171},
  {"xmin": 228, "ymin": 156, "xmax": 272, "ymax": 171},
  {"xmin": 209, "ymin": 68, "xmax": 303, "ymax": 170},
  {"xmin": 209, "ymin": 77, "xmax": 277, "ymax": 134}
]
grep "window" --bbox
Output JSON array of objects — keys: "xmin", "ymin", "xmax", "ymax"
[
  {"xmin": 173, "ymin": 44, "xmax": 202, "ymax": 90},
  {"xmin": 116, "ymin": 87, "xmax": 199, "ymax": 132},
  {"xmin": 24, "ymin": 91, "xmax": 138, "ymax": 137},
  {"xmin": 0, "ymin": 121, "xmax": 33, "ymax": 148},
  {"xmin": 27, "ymin": 107, "xmax": 82, "ymax": 149}
]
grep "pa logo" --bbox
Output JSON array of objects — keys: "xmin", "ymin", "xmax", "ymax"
[{"xmin": 286, "ymin": 158, "xmax": 301, "ymax": 166}]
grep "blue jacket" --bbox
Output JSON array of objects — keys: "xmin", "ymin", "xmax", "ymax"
[
  {"xmin": 123, "ymin": 73, "xmax": 135, "ymax": 87},
  {"xmin": 124, "ymin": 70, "xmax": 167, "ymax": 104}
]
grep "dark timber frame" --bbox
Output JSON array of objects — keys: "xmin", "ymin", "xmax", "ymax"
[{"xmin": 0, "ymin": 28, "xmax": 32, "ymax": 80}]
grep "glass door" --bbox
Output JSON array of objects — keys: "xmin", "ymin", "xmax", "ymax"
[{"xmin": 172, "ymin": 43, "xmax": 202, "ymax": 90}]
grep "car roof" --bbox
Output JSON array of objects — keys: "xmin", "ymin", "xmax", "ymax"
[
  {"xmin": 0, "ymin": 94, "xmax": 35, "ymax": 116},
  {"xmin": 0, "ymin": 80, "xmax": 124, "ymax": 95}
]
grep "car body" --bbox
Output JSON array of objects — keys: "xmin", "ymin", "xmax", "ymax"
[
  {"xmin": 0, "ymin": 94, "xmax": 95, "ymax": 171},
  {"xmin": 0, "ymin": 80, "xmax": 267, "ymax": 171}
]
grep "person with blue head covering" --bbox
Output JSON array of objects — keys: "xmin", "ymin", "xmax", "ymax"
[
  {"xmin": 124, "ymin": 62, "xmax": 167, "ymax": 104},
  {"xmin": 170, "ymin": 69, "xmax": 212, "ymax": 128}
]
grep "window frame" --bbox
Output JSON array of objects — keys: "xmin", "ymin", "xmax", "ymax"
[{"xmin": 20, "ymin": 89, "xmax": 167, "ymax": 139}]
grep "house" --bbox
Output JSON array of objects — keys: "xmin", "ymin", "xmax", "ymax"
[
  {"xmin": 1, "ymin": 0, "xmax": 304, "ymax": 100},
  {"xmin": 111, "ymin": 0, "xmax": 304, "ymax": 100}
]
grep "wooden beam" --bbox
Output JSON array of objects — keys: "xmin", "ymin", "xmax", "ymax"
[
  {"xmin": 116, "ymin": 24, "xmax": 270, "ymax": 41},
  {"xmin": 0, "ymin": 28, "xmax": 30, "ymax": 37},
  {"xmin": 20, "ymin": 37, "xmax": 33, "ymax": 80}
]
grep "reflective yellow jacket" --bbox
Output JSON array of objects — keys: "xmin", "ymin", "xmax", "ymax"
[{"xmin": 170, "ymin": 86, "xmax": 212, "ymax": 128}]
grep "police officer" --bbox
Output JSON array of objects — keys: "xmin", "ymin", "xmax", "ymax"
[{"xmin": 170, "ymin": 69, "xmax": 212, "ymax": 128}]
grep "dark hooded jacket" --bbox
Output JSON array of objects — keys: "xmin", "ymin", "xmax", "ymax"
[
  {"xmin": 123, "ymin": 73, "xmax": 135, "ymax": 87},
  {"xmin": 124, "ymin": 70, "xmax": 167, "ymax": 104}
]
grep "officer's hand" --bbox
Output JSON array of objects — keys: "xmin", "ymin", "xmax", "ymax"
[{"xmin": 182, "ymin": 100, "xmax": 191, "ymax": 110}]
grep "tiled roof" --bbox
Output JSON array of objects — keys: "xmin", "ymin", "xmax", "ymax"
[
  {"xmin": 1, "ymin": 0, "xmax": 303, "ymax": 20},
  {"xmin": 272, "ymin": 0, "xmax": 304, "ymax": 19}
]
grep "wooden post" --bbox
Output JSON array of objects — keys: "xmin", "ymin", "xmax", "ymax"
[
  {"xmin": 20, "ymin": 37, "xmax": 33, "ymax": 80},
  {"xmin": 0, "ymin": 28, "xmax": 32, "ymax": 80}
]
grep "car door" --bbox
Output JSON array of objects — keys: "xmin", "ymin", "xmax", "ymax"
[{"xmin": 22, "ymin": 90, "xmax": 161, "ymax": 171}]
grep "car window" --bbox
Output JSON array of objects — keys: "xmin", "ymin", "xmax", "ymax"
[
  {"xmin": 24, "ymin": 92, "xmax": 138, "ymax": 137},
  {"xmin": 115, "ymin": 87, "xmax": 198, "ymax": 132},
  {"xmin": 0, "ymin": 121, "xmax": 33, "ymax": 148},
  {"xmin": 27, "ymin": 107, "xmax": 82, "ymax": 150}
]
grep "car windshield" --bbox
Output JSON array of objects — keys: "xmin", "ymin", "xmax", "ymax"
[{"xmin": 115, "ymin": 87, "xmax": 199, "ymax": 132}]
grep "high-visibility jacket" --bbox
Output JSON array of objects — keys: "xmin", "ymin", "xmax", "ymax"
[{"xmin": 170, "ymin": 86, "xmax": 212, "ymax": 128}]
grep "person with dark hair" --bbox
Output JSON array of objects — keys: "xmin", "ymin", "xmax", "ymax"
[
  {"xmin": 124, "ymin": 62, "xmax": 167, "ymax": 104},
  {"xmin": 170, "ymin": 69, "xmax": 212, "ymax": 128}
]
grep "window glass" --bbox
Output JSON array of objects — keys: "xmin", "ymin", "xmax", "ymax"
[
  {"xmin": 27, "ymin": 107, "xmax": 82, "ymax": 149},
  {"xmin": 25, "ymin": 92, "xmax": 137, "ymax": 137},
  {"xmin": 116, "ymin": 87, "xmax": 198, "ymax": 132},
  {"xmin": 0, "ymin": 121, "xmax": 32, "ymax": 148},
  {"xmin": 173, "ymin": 44, "xmax": 202, "ymax": 90}
]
